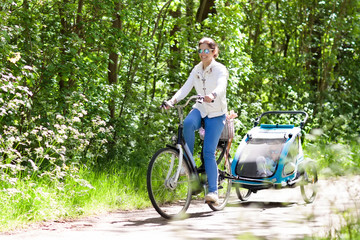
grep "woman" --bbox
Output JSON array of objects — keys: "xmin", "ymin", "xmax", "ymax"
[{"xmin": 166, "ymin": 37, "xmax": 228, "ymax": 204}]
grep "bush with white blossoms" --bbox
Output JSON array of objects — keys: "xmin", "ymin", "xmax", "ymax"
[{"xmin": 0, "ymin": 68, "xmax": 113, "ymax": 193}]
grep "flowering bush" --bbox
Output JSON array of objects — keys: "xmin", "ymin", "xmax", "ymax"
[{"xmin": 0, "ymin": 68, "xmax": 113, "ymax": 192}]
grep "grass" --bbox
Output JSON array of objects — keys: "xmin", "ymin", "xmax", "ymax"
[
  {"xmin": 313, "ymin": 209, "xmax": 360, "ymax": 240},
  {"xmin": 0, "ymin": 138, "xmax": 359, "ymax": 238},
  {"xmin": 0, "ymin": 165, "xmax": 151, "ymax": 232},
  {"xmin": 304, "ymin": 136, "xmax": 360, "ymax": 239}
]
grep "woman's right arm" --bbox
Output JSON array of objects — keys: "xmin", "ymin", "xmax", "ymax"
[{"xmin": 169, "ymin": 69, "xmax": 196, "ymax": 105}]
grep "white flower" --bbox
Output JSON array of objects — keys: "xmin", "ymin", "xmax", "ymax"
[
  {"xmin": 5, "ymin": 188, "xmax": 21, "ymax": 195},
  {"xmin": 31, "ymin": 129, "xmax": 39, "ymax": 135},
  {"xmin": 56, "ymin": 115, "xmax": 64, "ymax": 120},
  {"xmin": 8, "ymin": 52, "xmax": 21, "ymax": 63},
  {"xmin": 7, "ymin": 136, "xmax": 15, "ymax": 142},
  {"xmin": 73, "ymin": 117, "xmax": 81, "ymax": 123},
  {"xmin": 1, "ymin": 85, "xmax": 8, "ymax": 92},
  {"xmin": 23, "ymin": 65, "xmax": 33, "ymax": 70},
  {"xmin": 0, "ymin": 108, "xmax": 6, "ymax": 116},
  {"xmin": 28, "ymin": 159, "xmax": 38, "ymax": 171},
  {"xmin": 35, "ymin": 147, "xmax": 44, "ymax": 155}
]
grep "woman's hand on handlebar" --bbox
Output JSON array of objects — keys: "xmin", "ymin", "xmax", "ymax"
[
  {"xmin": 203, "ymin": 94, "xmax": 215, "ymax": 103},
  {"xmin": 160, "ymin": 99, "xmax": 175, "ymax": 110}
]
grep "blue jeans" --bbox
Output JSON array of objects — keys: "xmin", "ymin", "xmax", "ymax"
[{"xmin": 183, "ymin": 108, "xmax": 226, "ymax": 193}]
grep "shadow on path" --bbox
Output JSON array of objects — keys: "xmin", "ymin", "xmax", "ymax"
[{"xmin": 227, "ymin": 200, "xmax": 298, "ymax": 209}]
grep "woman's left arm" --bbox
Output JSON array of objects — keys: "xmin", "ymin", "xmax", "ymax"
[{"xmin": 210, "ymin": 65, "xmax": 229, "ymax": 99}]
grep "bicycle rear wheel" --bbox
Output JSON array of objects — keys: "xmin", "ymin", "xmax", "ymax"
[
  {"xmin": 208, "ymin": 144, "xmax": 232, "ymax": 211},
  {"xmin": 300, "ymin": 161, "xmax": 318, "ymax": 203},
  {"xmin": 147, "ymin": 147, "xmax": 192, "ymax": 219}
]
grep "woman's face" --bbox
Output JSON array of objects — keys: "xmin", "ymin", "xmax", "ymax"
[{"xmin": 198, "ymin": 43, "xmax": 215, "ymax": 66}]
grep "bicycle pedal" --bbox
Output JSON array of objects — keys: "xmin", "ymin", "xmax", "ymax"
[{"xmin": 197, "ymin": 165, "xmax": 205, "ymax": 173}]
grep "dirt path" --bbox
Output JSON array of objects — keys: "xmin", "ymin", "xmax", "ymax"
[{"xmin": 2, "ymin": 176, "xmax": 359, "ymax": 240}]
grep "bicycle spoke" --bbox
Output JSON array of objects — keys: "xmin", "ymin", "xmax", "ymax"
[{"xmin": 147, "ymin": 148, "xmax": 192, "ymax": 219}]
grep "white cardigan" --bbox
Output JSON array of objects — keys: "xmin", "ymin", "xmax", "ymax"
[{"xmin": 172, "ymin": 59, "xmax": 228, "ymax": 118}]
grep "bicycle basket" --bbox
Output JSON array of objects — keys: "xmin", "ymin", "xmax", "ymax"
[
  {"xmin": 220, "ymin": 118, "xmax": 235, "ymax": 140},
  {"xmin": 199, "ymin": 118, "xmax": 235, "ymax": 141}
]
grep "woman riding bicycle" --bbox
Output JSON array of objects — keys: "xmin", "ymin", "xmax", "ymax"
[{"xmin": 165, "ymin": 37, "xmax": 228, "ymax": 204}]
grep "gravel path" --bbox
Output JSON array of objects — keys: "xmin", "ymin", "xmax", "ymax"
[{"xmin": 2, "ymin": 176, "xmax": 359, "ymax": 240}]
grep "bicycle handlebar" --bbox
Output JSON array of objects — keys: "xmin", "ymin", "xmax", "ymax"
[
  {"xmin": 161, "ymin": 95, "xmax": 206, "ymax": 109},
  {"xmin": 179, "ymin": 95, "xmax": 203, "ymax": 107},
  {"xmin": 161, "ymin": 95, "xmax": 205, "ymax": 124}
]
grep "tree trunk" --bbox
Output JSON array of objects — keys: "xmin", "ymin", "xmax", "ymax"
[
  {"xmin": 58, "ymin": 0, "xmax": 68, "ymax": 94},
  {"xmin": 75, "ymin": 0, "xmax": 84, "ymax": 37},
  {"xmin": 108, "ymin": 1, "xmax": 122, "ymax": 120},
  {"xmin": 196, "ymin": 0, "xmax": 216, "ymax": 23},
  {"xmin": 168, "ymin": 5, "xmax": 181, "ymax": 85}
]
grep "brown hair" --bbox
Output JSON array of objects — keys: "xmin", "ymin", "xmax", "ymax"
[{"xmin": 198, "ymin": 37, "xmax": 219, "ymax": 58}]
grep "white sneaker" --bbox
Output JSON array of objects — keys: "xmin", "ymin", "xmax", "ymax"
[
  {"xmin": 205, "ymin": 192, "xmax": 219, "ymax": 205},
  {"xmin": 179, "ymin": 165, "xmax": 186, "ymax": 176}
]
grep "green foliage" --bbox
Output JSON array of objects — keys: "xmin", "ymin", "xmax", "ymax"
[
  {"xmin": 305, "ymin": 131, "xmax": 360, "ymax": 176},
  {"xmin": 0, "ymin": 0, "xmax": 359, "ymax": 231},
  {"xmin": 1, "ymin": 0, "xmax": 358, "ymax": 168}
]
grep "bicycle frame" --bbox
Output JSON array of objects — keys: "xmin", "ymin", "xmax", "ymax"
[
  {"xmin": 166, "ymin": 96, "xmax": 200, "ymax": 186},
  {"xmin": 165, "ymin": 95, "xmax": 234, "ymax": 188}
]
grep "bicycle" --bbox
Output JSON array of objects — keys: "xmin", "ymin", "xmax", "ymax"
[{"xmin": 146, "ymin": 95, "xmax": 233, "ymax": 219}]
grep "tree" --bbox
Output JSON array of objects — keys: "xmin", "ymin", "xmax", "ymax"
[
  {"xmin": 108, "ymin": 1, "xmax": 122, "ymax": 120},
  {"xmin": 0, "ymin": 0, "xmax": 359, "ymax": 173},
  {"xmin": 196, "ymin": 0, "xmax": 216, "ymax": 23}
]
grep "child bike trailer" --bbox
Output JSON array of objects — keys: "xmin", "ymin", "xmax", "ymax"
[{"xmin": 231, "ymin": 111, "xmax": 318, "ymax": 203}]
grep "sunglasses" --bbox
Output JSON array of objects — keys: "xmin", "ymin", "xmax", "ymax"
[
  {"xmin": 270, "ymin": 150, "xmax": 280, "ymax": 154},
  {"xmin": 198, "ymin": 49, "xmax": 212, "ymax": 54}
]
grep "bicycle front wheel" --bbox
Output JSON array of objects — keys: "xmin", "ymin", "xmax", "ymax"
[{"xmin": 147, "ymin": 147, "xmax": 192, "ymax": 219}]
